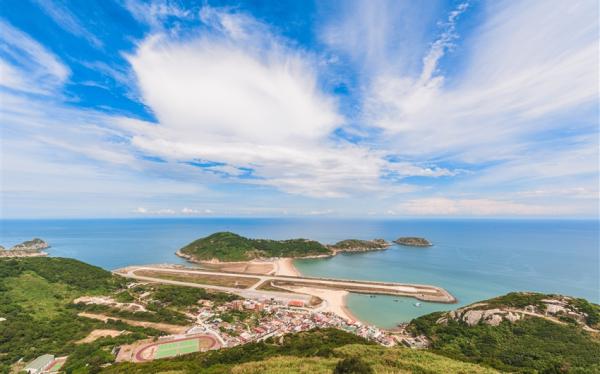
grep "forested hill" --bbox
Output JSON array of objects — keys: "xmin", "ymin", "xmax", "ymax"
[
  {"xmin": 0, "ymin": 258, "xmax": 125, "ymax": 373},
  {"xmin": 409, "ymin": 292, "xmax": 600, "ymax": 373},
  {"xmin": 178, "ymin": 231, "xmax": 332, "ymax": 261}
]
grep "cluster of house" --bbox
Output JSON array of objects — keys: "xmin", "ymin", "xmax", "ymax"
[{"xmin": 194, "ymin": 298, "xmax": 396, "ymax": 347}]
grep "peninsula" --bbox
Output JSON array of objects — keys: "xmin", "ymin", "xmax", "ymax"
[
  {"xmin": 394, "ymin": 237, "xmax": 432, "ymax": 247},
  {"xmin": 0, "ymin": 238, "xmax": 50, "ymax": 257}
]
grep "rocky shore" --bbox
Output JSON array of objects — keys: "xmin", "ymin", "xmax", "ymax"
[{"xmin": 0, "ymin": 238, "xmax": 50, "ymax": 257}]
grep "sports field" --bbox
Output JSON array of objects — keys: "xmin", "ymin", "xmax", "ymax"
[
  {"xmin": 134, "ymin": 335, "xmax": 219, "ymax": 361},
  {"xmin": 155, "ymin": 339, "xmax": 199, "ymax": 359}
]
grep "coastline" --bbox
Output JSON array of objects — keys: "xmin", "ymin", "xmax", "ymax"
[
  {"xmin": 274, "ymin": 258, "xmax": 300, "ymax": 276},
  {"xmin": 175, "ymin": 248, "xmax": 454, "ymax": 327},
  {"xmin": 276, "ymin": 258, "xmax": 361, "ymax": 324}
]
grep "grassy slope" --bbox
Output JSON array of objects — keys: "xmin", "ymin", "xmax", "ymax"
[
  {"xmin": 410, "ymin": 292, "xmax": 600, "ymax": 373},
  {"xmin": 231, "ymin": 345, "xmax": 499, "ymax": 374},
  {"xmin": 180, "ymin": 232, "xmax": 331, "ymax": 261},
  {"xmin": 0, "ymin": 258, "xmax": 162, "ymax": 374}
]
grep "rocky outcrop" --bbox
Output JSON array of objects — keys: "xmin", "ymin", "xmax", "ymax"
[
  {"xmin": 394, "ymin": 237, "xmax": 432, "ymax": 247},
  {"xmin": 435, "ymin": 293, "xmax": 598, "ymax": 330},
  {"xmin": 0, "ymin": 238, "xmax": 50, "ymax": 257},
  {"xmin": 10, "ymin": 238, "xmax": 49, "ymax": 252}
]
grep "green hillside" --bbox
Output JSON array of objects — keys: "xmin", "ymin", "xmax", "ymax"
[
  {"xmin": 0, "ymin": 258, "xmax": 196, "ymax": 374},
  {"xmin": 409, "ymin": 292, "xmax": 600, "ymax": 373},
  {"xmin": 179, "ymin": 232, "xmax": 331, "ymax": 261}
]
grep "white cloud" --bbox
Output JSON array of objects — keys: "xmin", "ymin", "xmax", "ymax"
[
  {"xmin": 398, "ymin": 197, "xmax": 574, "ymax": 216},
  {"xmin": 367, "ymin": 0, "xmax": 597, "ymax": 160},
  {"xmin": 132, "ymin": 207, "xmax": 176, "ymax": 215},
  {"xmin": 121, "ymin": 7, "xmax": 454, "ymax": 198},
  {"xmin": 124, "ymin": 0, "xmax": 193, "ymax": 30},
  {"xmin": 0, "ymin": 20, "xmax": 69, "ymax": 94},
  {"xmin": 181, "ymin": 207, "xmax": 214, "ymax": 214}
]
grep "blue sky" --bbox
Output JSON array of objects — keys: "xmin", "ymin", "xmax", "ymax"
[{"xmin": 0, "ymin": 0, "xmax": 598, "ymax": 218}]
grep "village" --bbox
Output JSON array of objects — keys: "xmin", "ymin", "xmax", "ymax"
[
  {"xmin": 192, "ymin": 298, "xmax": 397, "ymax": 348},
  {"xmin": 113, "ymin": 292, "xmax": 400, "ymax": 363}
]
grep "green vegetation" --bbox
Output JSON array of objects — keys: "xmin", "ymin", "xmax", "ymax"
[
  {"xmin": 180, "ymin": 232, "xmax": 331, "ymax": 261},
  {"xmin": 484, "ymin": 292, "xmax": 549, "ymax": 309},
  {"xmin": 394, "ymin": 237, "xmax": 432, "ymax": 247},
  {"xmin": 0, "ymin": 258, "xmax": 173, "ymax": 374},
  {"xmin": 330, "ymin": 239, "xmax": 388, "ymax": 251},
  {"xmin": 333, "ymin": 356, "xmax": 373, "ymax": 374},
  {"xmin": 569, "ymin": 298, "xmax": 600, "ymax": 327},
  {"xmin": 71, "ymin": 302, "xmax": 191, "ymax": 325},
  {"xmin": 410, "ymin": 295, "xmax": 600, "ymax": 373},
  {"xmin": 152, "ymin": 285, "xmax": 239, "ymax": 307}
]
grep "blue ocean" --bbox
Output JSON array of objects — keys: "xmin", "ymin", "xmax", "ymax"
[{"xmin": 1, "ymin": 218, "xmax": 598, "ymax": 329}]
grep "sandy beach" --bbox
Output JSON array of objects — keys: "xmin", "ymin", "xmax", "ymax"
[
  {"xmin": 274, "ymin": 258, "xmax": 300, "ymax": 276},
  {"xmin": 272, "ymin": 259, "xmax": 358, "ymax": 322},
  {"xmin": 276, "ymin": 285, "xmax": 358, "ymax": 322}
]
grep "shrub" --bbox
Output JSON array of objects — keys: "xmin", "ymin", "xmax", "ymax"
[{"xmin": 333, "ymin": 357, "xmax": 373, "ymax": 374}]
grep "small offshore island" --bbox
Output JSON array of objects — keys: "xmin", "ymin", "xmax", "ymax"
[
  {"xmin": 0, "ymin": 238, "xmax": 50, "ymax": 257},
  {"xmin": 394, "ymin": 237, "xmax": 432, "ymax": 247}
]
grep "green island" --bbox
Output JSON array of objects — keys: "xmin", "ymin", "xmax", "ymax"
[
  {"xmin": 178, "ymin": 232, "xmax": 394, "ymax": 262},
  {"xmin": 328, "ymin": 239, "xmax": 390, "ymax": 253},
  {"xmin": 1, "ymin": 257, "xmax": 599, "ymax": 374},
  {"xmin": 178, "ymin": 232, "xmax": 331, "ymax": 261},
  {"xmin": 394, "ymin": 237, "xmax": 432, "ymax": 247}
]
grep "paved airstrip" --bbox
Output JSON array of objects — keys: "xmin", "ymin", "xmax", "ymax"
[{"xmin": 115, "ymin": 265, "xmax": 456, "ymax": 303}]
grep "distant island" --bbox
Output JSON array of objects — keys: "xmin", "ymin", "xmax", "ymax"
[
  {"xmin": 394, "ymin": 237, "xmax": 432, "ymax": 247},
  {"xmin": 0, "ymin": 238, "xmax": 49, "ymax": 257},
  {"xmin": 177, "ymin": 232, "xmax": 391, "ymax": 263},
  {"xmin": 328, "ymin": 239, "xmax": 391, "ymax": 253}
]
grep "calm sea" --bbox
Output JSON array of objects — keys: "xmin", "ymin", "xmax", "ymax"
[{"xmin": 1, "ymin": 218, "xmax": 598, "ymax": 328}]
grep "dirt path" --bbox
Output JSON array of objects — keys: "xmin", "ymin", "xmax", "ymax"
[
  {"xmin": 77, "ymin": 329, "xmax": 125, "ymax": 344},
  {"xmin": 78, "ymin": 312, "xmax": 189, "ymax": 334}
]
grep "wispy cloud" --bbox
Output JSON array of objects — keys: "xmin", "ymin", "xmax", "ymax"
[
  {"xmin": 1, "ymin": 1, "xmax": 597, "ymax": 218},
  {"xmin": 0, "ymin": 20, "xmax": 69, "ymax": 94},
  {"xmin": 32, "ymin": 0, "xmax": 103, "ymax": 48},
  {"xmin": 121, "ymin": 6, "xmax": 454, "ymax": 198}
]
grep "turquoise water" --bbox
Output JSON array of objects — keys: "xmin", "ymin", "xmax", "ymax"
[{"xmin": 1, "ymin": 218, "xmax": 598, "ymax": 328}]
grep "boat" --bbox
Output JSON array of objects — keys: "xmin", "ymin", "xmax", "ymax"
[{"xmin": 414, "ymin": 302, "xmax": 422, "ymax": 307}]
